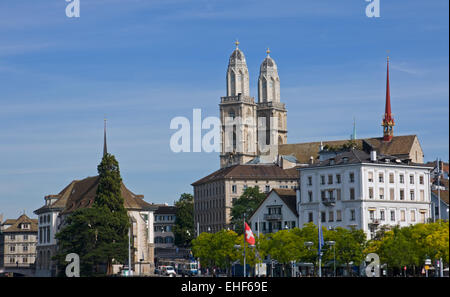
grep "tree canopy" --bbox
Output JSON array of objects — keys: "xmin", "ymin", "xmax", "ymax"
[
  {"xmin": 230, "ymin": 186, "xmax": 266, "ymax": 234},
  {"xmin": 173, "ymin": 193, "xmax": 195, "ymax": 247}
]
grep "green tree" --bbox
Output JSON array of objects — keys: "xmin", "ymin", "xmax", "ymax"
[
  {"xmin": 173, "ymin": 193, "xmax": 195, "ymax": 247},
  {"xmin": 55, "ymin": 153, "xmax": 130, "ymax": 276},
  {"xmin": 230, "ymin": 187, "xmax": 266, "ymax": 234}
]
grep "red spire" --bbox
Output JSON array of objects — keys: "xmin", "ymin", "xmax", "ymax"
[{"xmin": 382, "ymin": 56, "xmax": 394, "ymax": 141}]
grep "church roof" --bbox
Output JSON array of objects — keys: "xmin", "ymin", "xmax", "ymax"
[
  {"xmin": 35, "ymin": 176, "xmax": 156, "ymax": 215},
  {"xmin": 191, "ymin": 164, "xmax": 298, "ymax": 186},
  {"xmin": 279, "ymin": 135, "xmax": 420, "ymax": 164}
]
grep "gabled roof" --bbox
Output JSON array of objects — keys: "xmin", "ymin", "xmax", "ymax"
[
  {"xmin": 1, "ymin": 214, "xmax": 38, "ymax": 233},
  {"xmin": 432, "ymin": 190, "xmax": 449, "ymax": 205},
  {"xmin": 279, "ymin": 135, "xmax": 420, "ymax": 164},
  {"xmin": 249, "ymin": 188, "xmax": 298, "ymax": 221},
  {"xmin": 35, "ymin": 176, "xmax": 157, "ymax": 215},
  {"xmin": 192, "ymin": 164, "xmax": 298, "ymax": 186}
]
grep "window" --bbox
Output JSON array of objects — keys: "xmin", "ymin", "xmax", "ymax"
[
  {"xmin": 308, "ymin": 212, "xmax": 313, "ymax": 223},
  {"xmin": 336, "ymin": 174, "xmax": 341, "ymax": 184},
  {"xmin": 336, "ymin": 189, "xmax": 341, "ymax": 201},
  {"xmin": 369, "ymin": 188, "xmax": 374, "ymax": 199},
  {"xmin": 390, "ymin": 188, "xmax": 395, "ymax": 200},
  {"xmin": 23, "ymin": 245, "xmax": 28, "ymax": 252},
  {"xmin": 10, "ymin": 246, "xmax": 15, "ymax": 252},
  {"xmin": 46, "ymin": 226, "xmax": 50, "ymax": 243},
  {"xmin": 409, "ymin": 175, "xmax": 415, "ymax": 184},
  {"xmin": 336, "ymin": 210, "xmax": 342, "ymax": 221},
  {"xmin": 321, "ymin": 191, "xmax": 326, "ymax": 202},
  {"xmin": 400, "ymin": 189, "xmax": 405, "ymax": 201},
  {"xmin": 379, "ymin": 173, "xmax": 384, "ymax": 183},
  {"xmin": 369, "ymin": 210, "xmax": 375, "ymax": 220},
  {"xmin": 23, "ymin": 257, "xmax": 28, "ymax": 263},
  {"xmin": 308, "ymin": 191, "xmax": 313, "ymax": 202},
  {"xmin": 411, "ymin": 210, "xmax": 416, "ymax": 222},
  {"xmin": 350, "ymin": 210, "xmax": 356, "ymax": 221},
  {"xmin": 321, "ymin": 212, "xmax": 326, "ymax": 223},
  {"xmin": 328, "ymin": 175, "xmax": 333, "ymax": 184},
  {"xmin": 399, "ymin": 174, "xmax": 404, "ymax": 184},
  {"xmin": 10, "ymin": 235, "xmax": 15, "ymax": 241},
  {"xmin": 308, "ymin": 176, "xmax": 313, "ymax": 186},
  {"xmin": 420, "ymin": 190, "xmax": 425, "ymax": 201},
  {"xmin": 368, "ymin": 172, "xmax": 373, "ymax": 182},
  {"xmin": 420, "ymin": 212, "xmax": 426, "ymax": 223},
  {"xmin": 419, "ymin": 175, "xmax": 424, "ymax": 185},
  {"xmin": 24, "ymin": 235, "xmax": 28, "ymax": 241},
  {"xmin": 243, "ymin": 185, "xmax": 248, "ymax": 191},
  {"xmin": 232, "ymin": 185, "xmax": 237, "ymax": 194},
  {"xmin": 349, "ymin": 172, "xmax": 355, "ymax": 183},
  {"xmin": 265, "ymin": 185, "xmax": 270, "ymax": 193},
  {"xmin": 410, "ymin": 190, "xmax": 415, "ymax": 201},
  {"xmin": 350, "ymin": 188, "xmax": 355, "ymax": 200},
  {"xmin": 328, "ymin": 211, "xmax": 334, "ymax": 222},
  {"xmin": 390, "ymin": 210, "xmax": 395, "ymax": 221},
  {"xmin": 400, "ymin": 210, "xmax": 406, "ymax": 222},
  {"xmin": 321, "ymin": 176, "xmax": 325, "ymax": 185},
  {"xmin": 291, "ymin": 221, "xmax": 296, "ymax": 228},
  {"xmin": 380, "ymin": 210, "xmax": 385, "ymax": 221},
  {"xmin": 379, "ymin": 188, "xmax": 384, "ymax": 200},
  {"xmin": 389, "ymin": 173, "xmax": 394, "ymax": 183}
]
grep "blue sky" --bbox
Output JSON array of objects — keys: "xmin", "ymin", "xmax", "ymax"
[{"xmin": 0, "ymin": 0, "xmax": 448, "ymax": 219}]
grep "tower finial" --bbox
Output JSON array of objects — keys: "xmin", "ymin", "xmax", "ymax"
[
  {"xmin": 103, "ymin": 118, "xmax": 107, "ymax": 156},
  {"xmin": 266, "ymin": 48, "xmax": 270, "ymax": 56},
  {"xmin": 382, "ymin": 55, "xmax": 394, "ymax": 142},
  {"xmin": 235, "ymin": 39, "xmax": 240, "ymax": 49}
]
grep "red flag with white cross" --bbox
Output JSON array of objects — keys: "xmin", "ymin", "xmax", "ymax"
[{"xmin": 245, "ymin": 222, "xmax": 255, "ymax": 245}]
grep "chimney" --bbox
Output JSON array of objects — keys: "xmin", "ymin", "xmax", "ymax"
[{"xmin": 370, "ymin": 150, "xmax": 377, "ymax": 162}]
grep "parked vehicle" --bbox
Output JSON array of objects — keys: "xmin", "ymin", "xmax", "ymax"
[{"xmin": 162, "ymin": 266, "xmax": 176, "ymax": 277}]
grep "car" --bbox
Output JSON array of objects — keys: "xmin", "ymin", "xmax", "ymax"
[{"xmin": 162, "ymin": 266, "xmax": 176, "ymax": 277}]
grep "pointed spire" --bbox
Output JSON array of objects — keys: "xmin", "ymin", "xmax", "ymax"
[
  {"xmin": 351, "ymin": 117, "xmax": 357, "ymax": 140},
  {"xmin": 103, "ymin": 118, "xmax": 108, "ymax": 156},
  {"xmin": 382, "ymin": 54, "xmax": 395, "ymax": 141}
]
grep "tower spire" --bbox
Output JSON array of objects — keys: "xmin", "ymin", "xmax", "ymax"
[
  {"xmin": 382, "ymin": 55, "xmax": 394, "ymax": 142},
  {"xmin": 103, "ymin": 118, "xmax": 108, "ymax": 156}
]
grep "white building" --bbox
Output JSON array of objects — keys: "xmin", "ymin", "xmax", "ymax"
[
  {"xmin": 298, "ymin": 150, "xmax": 432, "ymax": 239},
  {"xmin": 248, "ymin": 188, "xmax": 298, "ymax": 235}
]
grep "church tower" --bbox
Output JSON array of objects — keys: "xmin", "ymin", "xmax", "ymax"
[
  {"xmin": 257, "ymin": 49, "xmax": 287, "ymax": 155},
  {"xmin": 382, "ymin": 56, "xmax": 394, "ymax": 142},
  {"xmin": 220, "ymin": 41, "xmax": 258, "ymax": 168}
]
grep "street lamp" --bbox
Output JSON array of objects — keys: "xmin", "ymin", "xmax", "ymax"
[{"xmin": 325, "ymin": 241, "xmax": 336, "ymax": 277}]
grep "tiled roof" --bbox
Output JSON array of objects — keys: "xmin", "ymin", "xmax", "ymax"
[
  {"xmin": 1, "ymin": 214, "xmax": 38, "ymax": 233},
  {"xmin": 192, "ymin": 164, "xmax": 298, "ymax": 186},
  {"xmin": 155, "ymin": 205, "xmax": 177, "ymax": 215},
  {"xmin": 279, "ymin": 135, "xmax": 419, "ymax": 164},
  {"xmin": 35, "ymin": 176, "xmax": 156, "ymax": 215},
  {"xmin": 432, "ymin": 190, "xmax": 449, "ymax": 205},
  {"xmin": 272, "ymin": 188, "xmax": 298, "ymax": 216}
]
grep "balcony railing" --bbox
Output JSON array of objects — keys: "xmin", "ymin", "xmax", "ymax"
[
  {"xmin": 322, "ymin": 198, "xmax": 336, "ymax": 207},
  {"xmin": 264, "ymin": 213, "xmax": 282, "ymax": 221},
  {"xmin": 368, "ymin": 218, "xmax": 380, "ymax": 225}
]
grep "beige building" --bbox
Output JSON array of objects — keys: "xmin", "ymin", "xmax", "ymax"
[
  {"xmin": 192, "ymin": 164, "xmax": 298, "ymax": 233},
  {"xmin": 0, "ymin": 214, "xmax": 38, "ymax": 271}
]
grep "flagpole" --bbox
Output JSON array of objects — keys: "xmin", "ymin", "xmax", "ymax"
[
  {"xmin": 243, "ymin": 213, "xmax": 246, "ymax": 278},
  {"xmin": 318, "ymin": 200, "xmax": 322, "ymax": 277}
]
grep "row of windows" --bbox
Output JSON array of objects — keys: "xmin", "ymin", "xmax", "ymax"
[
  {"xmin": 308, "ymin": 209, "xmax": 351, "ymax": 223},
  {"xmin": 306, "ymin": 188, "xmax": 355, "ymax": 202},
  {"xmin": 368, "ymin": 188, "xmax": 426, "ymax": 201},
  {"xmin": 196, "ymin": 211, "xmax": 224, "ymax": 224},
  {"xmin": 309, "ymin": 172, "xmax": 354, "ymax": 186},
  {"xmin": 368, "ymin": 172, "xmax": 424, "ymax": 185},
  {"xmin": 7, "ymin": 234, "xmax": 33, "ymax": 241},
  {"xmin": 195, "ymin": 183, "xmax": 225, "ymax": 199},
  {"xmin": 368, "ymin": 209, "xmax": 426, "ymax": 223},
  {"xmin": 7, "ymin": 257, "xmax": 31, "ymax": 264},
  {"xmin": 196, "ymin": 199, "xmax": 225, "ymax": 211},
  {"xmin": 154, "ymin": 225, "xmax": 172, "ymax": 232},
  {"xmin": 231, "ymin": 183, "xmax": 295, "ymax": 194},
  {"xmin": 38, "ymin": 226, "xmax": 51, "ymax": 244},
  {"xmin": 154, "ymin": 236, "xmax": 174, "ymax": 244},
  {"xmin": 39, "ymin": 214, "xmax": 51, "ymax": 224},
  {"xmin": 155, "ymin": 215, "xmax": 175, "ymax": 222},
  {"xmin": 252, "ymin": 221, "xmax": 296, "ymax": 232},
  {"xmin": 8, "ymin": 244, "xmax": 33, "ymax": 252}
]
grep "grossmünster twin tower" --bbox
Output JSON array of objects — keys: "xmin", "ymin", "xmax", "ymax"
[{"xmin": 220, "ymin": 41, "xmax": 287, "ymax": 168}]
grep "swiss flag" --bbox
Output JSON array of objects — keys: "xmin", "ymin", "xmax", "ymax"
[{"xmin": 244, "ymin": 222, "xmax": 255, "ymax": 245}]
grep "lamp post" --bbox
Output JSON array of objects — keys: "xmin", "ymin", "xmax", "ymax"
[{"xmin": 325, "ymin": 241, "xmax": 336, "ymax": 277}]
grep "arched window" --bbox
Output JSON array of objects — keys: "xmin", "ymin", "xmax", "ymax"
[
  {"xmin": 239, "ymin": 70, "xmax": 244, "ymax": 94},
  {"xmin": 230, "ymin": 71, "xmax": 236, "ymax": 95},
  {"xmin": 262, "ymin": 78, "xmax": 267, "ymax": 102}
]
